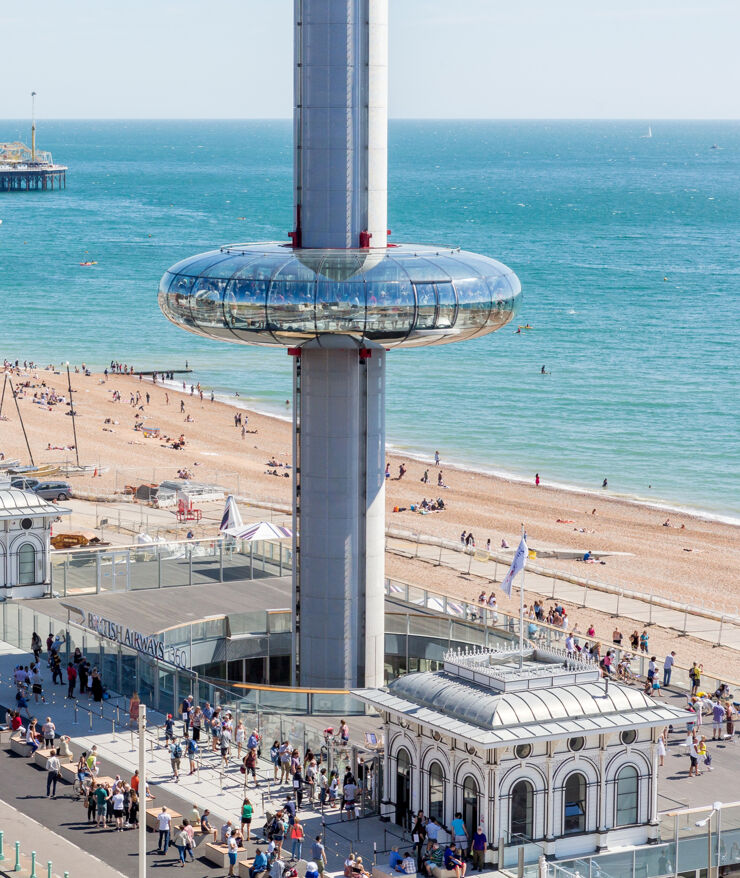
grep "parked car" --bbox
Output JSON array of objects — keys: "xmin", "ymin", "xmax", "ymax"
[
  {"xmin": 10, "ymin": 477, "xmax": 41, "ymax": 491},
  {"xmin": 33, "ymin": 481, "xmax": 72, "ymax": 501}
]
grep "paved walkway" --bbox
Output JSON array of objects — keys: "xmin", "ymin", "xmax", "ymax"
[
  {"xmin": 0, "ymin": 795, "xmax": 126, "ymax": 878},
  {"xmin": 0, "ymin": 644, "xmax": 381, "ymax": 875},
  {"xmin": 387, "ymin": 535, "xmax": 740, "ymax": 650}
]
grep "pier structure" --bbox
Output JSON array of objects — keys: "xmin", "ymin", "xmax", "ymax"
[
  {"xmin": 159, "ymin": 0, "xmax": 521, "ymax": 690},
  {"xmin": 0, "ymin": 143, "xmax": 66, "ymax": 191}
]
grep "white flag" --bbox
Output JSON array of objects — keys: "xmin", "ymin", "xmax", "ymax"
[{"xmin": 500, "ymin": 535, "xmax": 528, "ymax": 597}]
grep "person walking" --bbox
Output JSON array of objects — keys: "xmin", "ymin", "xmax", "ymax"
[
  {"xmin": 245, "ymin": 747, "xmax": 258, "ymax": 786},
  {"xmin": 91, "ymin": 669, "xmax": 104, "ymax": 702},
  {"xmin": 241, "ymin": 797, "xmax": 253, "ymax": 840},
  {"xmin": 170, "ymin": 738, "xmax": 183, "ymax": 782},
  {"xmin": 45, "ymin": 749, "xmax": 61, "ymax": 798},
  {"xmin": 112, "ymin": 786, "xmax": 126, "ymax": 832},
  {"xmin": 471, "ymin": 826, "xmax": 487, "ymax": 872},
  {"xmin": 312, "ymin": 835, "xmax": 327, "ymax": 875},
  {"xmin": 663, "ymin": 652, "xmax": 676, "ymax": 688},
  {"xmin": 290, "ymin": 818, "xmax": 305, "ymax": 861},
  {"xmin": 95, "ymin": 783, "xmax": 110, "ymax": 828},
  {"xmin": 31, "ymin": 632, "xmax": 43, "ymax": 662},
  {"xmin": 174, "ymin": 825, "xmax": 189, "ymax": 867},
  {"xmin": 157, "ymin": 807, "xmax": 172, "ymax": 852},
  {"xmin": 186, "ymin": 735, "xmax": 198, "ymax": 776},
  {"xmin": 66, "ymin": 662, "xmax": 77, "ymax": 699},
  {"xmin": 227, "ymin": 829, "xmax": 239, "ymax": 877},
  {"xmin": 30, "ymin": 666, "xmax": 45, "ymax": 703}
]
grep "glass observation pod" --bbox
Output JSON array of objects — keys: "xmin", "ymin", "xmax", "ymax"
[{"xmin": 159, "ymin": 242, "xmax": 521, "ymax": 348}]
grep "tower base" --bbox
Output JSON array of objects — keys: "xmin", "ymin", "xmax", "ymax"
[{"xmin": 292, "ymin": 342, "xmax": 386, "ymax": 689}]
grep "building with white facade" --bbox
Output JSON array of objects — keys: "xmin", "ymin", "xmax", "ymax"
[
  {"xmin": 0, "ymin": 478, "xmax": 69, "ymax": 598},
  {"xmin": 354, "ymin": 645, "xmax": 692, "ymax": 868}
]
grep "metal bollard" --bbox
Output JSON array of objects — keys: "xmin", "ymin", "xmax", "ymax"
[
  {"xmin": 47, "ymin": 861, "xmax": 53, "ymax": 878},
  {"xmin": 73, "ymin": 702, "xmax": 78, "ymax": 725},
  {"xmin": 65, "ymin": 873, "xmax": 69, "ymax": 878},
  {"xmin": 100, "ymin": 702, "xmax": 104, "ymax": 718},
  {"xmin": 149, "ymin": 736, "xmax": 154, "ymax": 762},
  {"xmin": 30, "ymin": 851, "xmax": 37, "ymax": 878},
  {"xmin": 116, "ymin": 705, "xmax": 120, "ymax": 725},
  {"xmin": 130, "ymin": 730, "xmax": 135, "ymax": 751},
  {"xmin": 89, "ymin": 711, "xmax": 93, "ymax": 731},
  {"xmin": 111, "ymin": 720, "xmax": 116, "ymax": 742},
  {"xmin": 14, "ymin": 841, "xmax": 20, "ymax": 872},
  {"xmin": 0, "ymin": 830, "xmax": 4, "ymax": 861}
]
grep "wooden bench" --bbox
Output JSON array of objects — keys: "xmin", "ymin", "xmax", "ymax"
[
  {"xmin": 146, "ymin": 807, "xmax": 182, "ymax": 832},
  {"xmin": 32, "ymin": 746, "xmax": 74, "ymax": 769},
  {"xmin": 203, "ymin": 843, "xmax": 248, "ymax": 870},
  {"xmin": 238, "ymin": 859, "xmax": 275, "ymax": 878},
  {"xmin": 10, "ymin": 735, "xmax": 33, "ymax": 757},
  {"xmin": 60, "ymin": 762, "xmax": 79, "ymax": 783}
]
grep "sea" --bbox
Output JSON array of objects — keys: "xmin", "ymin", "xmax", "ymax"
[{"xmin": 0, "ymin": 120, "xmax": 738, "ymax": 521}]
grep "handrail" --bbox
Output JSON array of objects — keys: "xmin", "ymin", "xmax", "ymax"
[
  {"xmin": 386, "ymin": 524, "xmax": 740, "ymax": 626},
  {"xmin": 233, "ymin": 683, "xmax": 350, "ymax": 694},
  {"xmin": 385, "ymin": 574, "xmax": 740, "ymax": 691}
]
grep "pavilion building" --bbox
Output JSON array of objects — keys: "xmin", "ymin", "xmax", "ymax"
[{"xmin": 354, "ymin": 645, "xmax": 692, "ymax": 868}]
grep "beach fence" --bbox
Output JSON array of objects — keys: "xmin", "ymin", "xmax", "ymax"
[
  {"xmin": 0, "ymin": 830, "xmax": 69, "ymax": 878},
  {"xmin": 385, "ymin": 525, "xmax": 740, "ymax": 652}
]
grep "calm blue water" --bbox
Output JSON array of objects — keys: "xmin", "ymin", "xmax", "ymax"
[{"xmin": 1, "ymin": 120, "xmax": 738, "ymax": 518}]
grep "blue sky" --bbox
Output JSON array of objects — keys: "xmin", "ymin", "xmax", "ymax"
[{"xmin": 2, "ymin": 0, "xmax": 737, "ymax": 119}]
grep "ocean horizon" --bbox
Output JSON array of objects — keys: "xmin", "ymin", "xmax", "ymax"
[{"xmin": 1, "ymin": 119, "xmax": 738, "ymax": 519}]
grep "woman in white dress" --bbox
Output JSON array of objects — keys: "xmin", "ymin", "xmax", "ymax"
[{"xmin": 657, "ymin": 728, "xmax": 667, "ymax": 766}]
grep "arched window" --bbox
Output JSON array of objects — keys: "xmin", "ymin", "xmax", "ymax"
[
  {"xmin": 462, "ymin": 775, "xmax": 479, "ymax": 838},
  {"xmin": 428, "ymin": 761, "xmax": 445, "ymax": 824},
  {"xmin": 563, "ymin": 772, "xmax": 586, "ymax": 834},
  {"xmin": 510, "ymin": 780, "xmax": 534, "ymax": 841},
  {"xmin": 18, "ymin": 543, "xmax": 36, "ymax": 585},
  {"xmin": 395, "ymin": 748, "xmax": 412, "ymax": 828},
  {"xmin": 615, "ymin": 765, "xmax": 639, "ymax": 826}
]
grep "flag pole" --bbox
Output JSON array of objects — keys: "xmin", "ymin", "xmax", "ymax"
[{"xmin": 519, "ymin": 523, "xmax": 525, "ymax": 669}]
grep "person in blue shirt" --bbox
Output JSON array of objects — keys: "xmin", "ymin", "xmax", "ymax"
[
  {"xmin": 443, "ymin": 844, "xmax": 466, "ymax": 878},
  {"xmin": 450, "ymin": 813, "xmax": 468, "ymax": 856},
  {"xmin": 251, "ymin": 848, "xmax": 269, "ymax": 878},
  {"xmin": 389, "ymin": 848, "xmax": 403, "ymax": 871}
]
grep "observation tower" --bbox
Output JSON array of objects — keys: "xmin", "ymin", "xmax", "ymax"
[{"xmin": 159, "ymin": 0, "xmax": 521, "ymax": 689}]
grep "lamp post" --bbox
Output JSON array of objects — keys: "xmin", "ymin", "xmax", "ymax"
[
  {"xmin": 695, "ymin": 801, "xmax": 722, "ymax": 878},
  {"xmin": 139, "ymin": 704, "xmax": 147, "ymax": 878}
]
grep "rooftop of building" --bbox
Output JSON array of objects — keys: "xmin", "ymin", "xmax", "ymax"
[
  {"xmin": 354, "ymin": 645, "xmax": 693, "ymax": 747},
  {"xmin": 0, "ymin": 483, "xmax": 70, "ymax": 520}
]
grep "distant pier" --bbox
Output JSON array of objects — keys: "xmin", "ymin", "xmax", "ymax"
[
  {"xmin": 1, "ymin": 138, "xmax": 67, "ymax": 192},
  {"xmin": 0, "ymin": 164, "xmax": 67, "ymax": 191}
]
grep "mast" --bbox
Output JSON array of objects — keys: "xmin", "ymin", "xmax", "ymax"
[
  {"xmin": 31, "ymin": 91, "xmax": 37, "ymax": 162},
  {"xmin": 66, "ymin": 364, "xmax": 80, "ymax": 467}
]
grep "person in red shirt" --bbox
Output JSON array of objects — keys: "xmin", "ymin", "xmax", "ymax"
[
  {"xmin": 131, "ymin": 770, "xmax": 140, "ymax": 793},
  {"xmin": 66, "ymin": 663, "xmax": 77, "ymax": 699}
]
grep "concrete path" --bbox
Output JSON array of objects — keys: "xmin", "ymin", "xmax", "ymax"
[{"xmin": 0, "ymin": 796, "xmax": 126, "ymax": 878}]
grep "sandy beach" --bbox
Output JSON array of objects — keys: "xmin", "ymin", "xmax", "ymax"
[{"xmin": 2, "ymin": 364, "xmax": 739, "ymax": 628}]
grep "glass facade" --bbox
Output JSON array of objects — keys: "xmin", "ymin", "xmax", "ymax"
[{"xmin": 160, "ymin": 242, "xmax": 520, "ymax": 348}]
